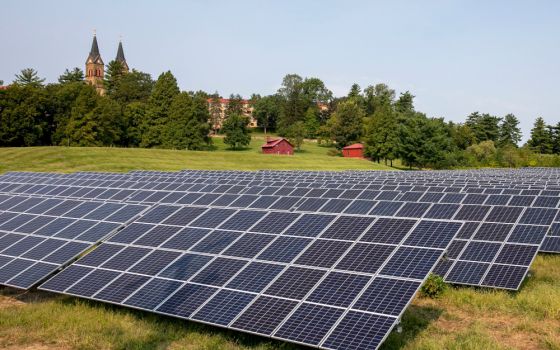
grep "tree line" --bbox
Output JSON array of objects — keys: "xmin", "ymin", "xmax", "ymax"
[{"xmin": 1, "ymin": 67, "xmax": 559, "ymax": 168}]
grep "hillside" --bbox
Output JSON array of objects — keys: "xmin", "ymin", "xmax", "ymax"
[{"xmin": 0, "ymin": 137, "xmax": 394, "ymax": 173}]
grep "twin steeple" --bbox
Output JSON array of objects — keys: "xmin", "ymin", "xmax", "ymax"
[{"xmin": 85, "ymin": 32, "xmax": 129, "ymax": 95}]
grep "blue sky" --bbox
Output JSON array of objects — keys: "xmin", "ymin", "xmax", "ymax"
[{"xmin": 2, "ymin": 0, "xmax": 559, "ymax": 141}]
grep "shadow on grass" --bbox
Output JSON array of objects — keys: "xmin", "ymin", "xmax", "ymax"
[{"xmin": 380, "ymin": 303, "xmax": 444, "ymax": 349}]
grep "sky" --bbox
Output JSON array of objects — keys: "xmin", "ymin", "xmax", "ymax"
[{"xmin": 2, "ymin": 0, "xmax": 559, "ymax": 141}]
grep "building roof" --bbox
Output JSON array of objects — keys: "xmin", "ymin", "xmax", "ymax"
[
  {"xmin": 261, "ymin": 138, "xmax": 293, "ymax": 148},
  {"xmin": 207, "ymin": 98, "xmax": 251, "ymax": 104},
  {"xmin": 0, "ymin": 85, "xmax": 9, "ymax": 90},
  {"xmin": 342, "ymin": 143, "xmax": 364, "ymax": 150},
  {"xmin": 86, "ymin": 34, "xmax": 104, "ymax": 65}
]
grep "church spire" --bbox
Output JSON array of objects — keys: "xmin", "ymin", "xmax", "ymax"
[
  {"xmin": 86, "ymin": 31, "xmax": 104, "ymax": 65},
  {"xmin": 115, "ymin": 39, "xmax": 129, "ymax": 72}
]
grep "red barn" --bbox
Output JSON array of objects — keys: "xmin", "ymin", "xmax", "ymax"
[
  {"xmin": 342, "ymin": 143, "xmax": 364, "ymax": 158},
  {"xmin": 261, "ymin": 138, "xmax": 294, "ymax": 155}
]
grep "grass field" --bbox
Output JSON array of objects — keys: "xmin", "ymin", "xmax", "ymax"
[
  {"xmin": 0, "ymin": 136, "xmax": 395, "ymax": 173},
  {"xmin": 0, "ymin": 140, "xmax": 559, "ymax": 350}
]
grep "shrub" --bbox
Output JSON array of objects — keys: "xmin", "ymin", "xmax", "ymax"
[{"xmin": 420, "ymin": 274, "xmax": 447, "ymax": 298}]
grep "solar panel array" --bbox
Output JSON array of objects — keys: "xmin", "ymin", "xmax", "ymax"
[{"xmin": 0, "ymin": 168, "xmax": 559, "ymax": 350}]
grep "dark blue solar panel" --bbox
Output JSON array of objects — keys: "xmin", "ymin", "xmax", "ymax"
[
  {"xmin": 283, "ymin": 213, "xmax": 335, "ymax": 237},
  {"xmin": 226, "ymin": 262, "xmax": 285, "ymax": 293},
  {"xmin": 222, "ymin": 233, "xmax": 274, "ymax": 258},
  {"xmin": 231, "ymin": 296, "xmax": 298, "ymax": 336},
  {"xmin": 129, "ymin": 250, "xmax": 182, "ymax": 275},
  {"xmin": 482, "ymin": 264, "xmax": 527, "ymax": 289},
  {"xmin": 519, "ymin": 208, "xmax": 557, "ymax": 225},
  {"xmin": 353, "ymin": 277, "xmax": 421, "ymax": 316},
  {"xmin": 190, "ymin": 230, "xmax": 241, "ymax": 254},
  {"xmin": 380, "ymin": 246, "xmax": 442, "ymax": 279},
  {"xmin": 101, "ymin": 246, "xmax": 151, "ymax": 271},
  {"xmin": 124, "ymin": 278, "xmax": 183, "ymax": 310},
  {"xmin": 54, "ymin": 220, "xmax": 97, "ymax": 240},
  {"xmin": 109, "ymin": 223, "xmax": 154, "ymax": 244},
  {"xmin": 396, "ymin": 202, "xmax": 431, "ymax": 218},
  {"xmin": 320, "ymin": 216, "xmax": 374, "ymax": 241},
  {"xmin": 404, "ymin": 221, "xmax": 461, "ymax": 249},
  {"xmin": 218, "ymin": 210, "xmax": 266, "ymax": 231},
  {"xmin": 295, "ymin": 239, "xmax": 352, "ymax": 268},
  {"xmin": 274, "ymin": 303, "xmax": 344, "ymax": 346},
  {"xmin": 473, "ymin": 223, "xmax": 513, "ymax": 242},
  {"xmin": 306, "ymin": 272, "xmax": 370, "ymax": 307},
  {"xmin": 445, "ymin": 261, "xmax": 489, "ymax": 285},
  {"xmin": 423, "ymin": 203, "xmax": 460, "ymax": 219},
  {"xmin": 158, "ymin": 253, "xmax": 212, "ymax": 281},
  {"xmin": 250, "ymin": 212, "xmax": 300, "ymax": 234},
  {"xmin": 6, "ymin": 262, "xmax": 57, "ymax": 289},
  {"xmin": 163, "ymin": 207, "xmax": 207, "ymax": 226},
  {"xmin": 191, "ymin": 257, "xmax": 247, "ymax": 286},
  {"xmin": 323, "ymin": 311, "xmax": 396, "ymax": 350},
  {"xmin": 264, "ymin": 266, "xmax": 325, "ymax": 299},
  {"xmin": 95, "ymin": 273, "xmax": 151, "ymax": 303},
  {"xmin": 39, "ymin": 265, "xmax": 93, "ymax": 292},
  {"xmin": 361, "ymin": 218, "xmax": 416, "ymax": 244},
  {"xmin": 137, "ymin": 205, "xmax": 178, "ymax": 224},
  {"xmin": 190, "ymin": 208, "xmax": 236, "ymax": 228},
  {"xmin": 459, "ymin": 241, "xmax": 501, "ymax": 262},
  {"xmin": 66, "ymin": 269, "xmax": 121, "ymax": 297},
  {"xmin": 336, "ymin": 243, "xmax": 395, "ymax": 274},
  {"xmin": 369, "ymin": 201, "xmax": 403, "ymax": 216},
  {"xmin": 494, "ymin": 244, "xmax": 538, "ymax": 266},
  {"xmin": 257, "ymin": 236, "xmax": 312, "ymax": 263},
  {"xmin": 133, "ymin": 225, "xmax": 181, "ymax": 247},
  {"xmin": 156, "ymin": 283, "xmax": 218, "ymax": 318},
  {"xmin": 192, "ymin": 289, "xmax": 255, "ymax": 326}
]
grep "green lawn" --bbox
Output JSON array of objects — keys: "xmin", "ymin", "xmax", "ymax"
[
  {"xmin": 0, "ymin": 143, "xmax": 559, "ymax": 349},
  {"xmin": 0, "ymin": 136, "xmax": 394, "ymax": 173}
]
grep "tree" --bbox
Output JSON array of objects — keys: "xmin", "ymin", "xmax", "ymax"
[
  {"xmin": 110, "ymin": 69, "xmax": 154, "ymax": 104},
  {"xmin": 286, "ymin": 121, "xmax": 306, "ymax": 151},
  {"xmin": 394, "ymin": 91, "xmax": 415, "ymax": 115},
  {"xmin": 328, "ymin": 99, "xmax": 364, "ymax": 149},
  {"xmin": 123, "ymin": 101, "xmax": 147, "ymax": 147},
  {"xmin": 163, "ymin": 92, "xmax": 211, "ymax": 150},
  {"xmin": 303, "ymin": 107, "xmax": 320, "ymax": 138},
  {"xmin": 451, "ymin": 123, "xmax": 476, "ymax": 150},
  {"xmin": 208, "ymin": 92, "xmax": 223, "ymax": 134},
  {"xmin": 465, "ymin": 112, "xmax": 501, "ymax": 142},
  {"xmin": 14, "ymin": 68, "xmax": 45, "ymax": 87},
  {"xmin": 364, "ymin": 102, "xmax": 399, "ymax": 165},
  {"xmin": 252, "ymin": 94, "xmax": 281, "ymax": 135},
  {"xmin": 498, "ymin": 113, "xmax": 522, "ymax": 147},
  {"xmin": 104, "ymin": 60, "xmax": 127, "ymax": 97},
  {"xmin": 527, "ymin": 117, "xmax": 552, "ymax": 154},
  {"xmin": 550, "ymin": 122, "xmax": 560, "ymax": 154},
  {"xmin": 58, "ymin": 68, "xmax": 84, "ymax": 84},
  {"xmin": 277, "ymin": 74, "xmax": 304, "ymax": 134},
  {"xmin": 467, "ymin": 140, "xmax": 497, "ymax": 164},
  {"xmin": 222, "ymin": 114, "xmax": 251, "ymax": 150},
  {"xmin": 225, "ymin": 94, "xmax": 244, "ymax": 118},
  {"xmin": 363, "ymin": 83, "xmax": 395, "ymax": 115},
  {"xmin": 63, "ymin": 86, "xmax": 100, "ymax": 146},
  {"xmin": 141, "ymin": 71, "xmax": 180, "ymax": 147},
  {"xmin": 0, "ymin": 84, "xmax": 48, "ymax": 146}
]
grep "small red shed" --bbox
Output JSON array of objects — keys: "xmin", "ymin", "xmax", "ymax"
[
  {"xmin": 261, "ymin": 137, "xmax": 294, "ymax": 155},
  {"xmin": 342, "ymin": 143, "xmax": 364, "ymax": 158}
]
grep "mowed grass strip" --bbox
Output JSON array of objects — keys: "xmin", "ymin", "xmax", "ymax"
[
  {"xmin": 1, "ymin": 255, "xmax": 558, "ymax": 350},
  {"xmin": 0, "ymin": 137, "xmax": 394, "ymax": 173}
]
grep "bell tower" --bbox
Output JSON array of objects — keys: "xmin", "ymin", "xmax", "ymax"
[{"xmin": 85, "ymin": 31, "xmax": 105, "ymax": 95}]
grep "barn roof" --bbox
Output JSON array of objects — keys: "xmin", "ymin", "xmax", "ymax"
[
  {"xmin": 261, "ymin": 137, "xmax": 293, "ymax": 148},
  {"xmin": 342, "ymin": 143, "xmax": 364, "ymax": 150}
]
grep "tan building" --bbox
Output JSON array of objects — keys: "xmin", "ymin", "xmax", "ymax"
[
  {"xmin": 207, "ymin": 98, "xmax": 257, "ymax": 131},
  {"xmin": 85, "ymin": 34, "xmax": 129, "ymax": 95}
]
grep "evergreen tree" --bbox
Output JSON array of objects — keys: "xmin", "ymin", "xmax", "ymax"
[
  {"xmin": 13, "ymin": 68, "xmax": 45, "ymax": 87},
  {"xmin": 498, "ymin": 113, "xmax": 522, "ymax": 147},
  {"xmin": 222, "ymin": 114, "xmax": 251, "ymax": 150},
  {"xmin": 328, "ymin": 99, "xmax": 364, "ymax": 149},
  {"xmin": 58, "ymin": 68, "xmax": 84, "ymax": 84},
  {"xmin": 399, "ymin": 115, "xmax": 452, "ymax": 169},
  {"xmin": 549, "ymin": 122, "xmax": 560, "ymax": 154},
  {"xmin": 163, "ymin": 92, "xmax": 211, "ymax": 150},
  {"xmin": 363, "ymin": 83, "xmax": 395, "ymax": 115},
  {"xmin": 63, "ymin": 86, "xmax": 100, "ymax": 146},
  {"xmin": 277, "ymin": 74, "xmax": 304, "ymax": 134},
  {"xmin": 104, "ymin": 60, "xmax": 127, "ymax": 97},
  {"xmin": 394, "ymin": 91, "xmax": 415, "ymax": 115},
  {"xmin": 528, "ymin": 117, "xmax": 552, "ymax": 153},
  {"xmin": 110, "ymin": 69, "xmax": 154, "ymax": 104},
  {"xmin": 465, "ymin": 112, "xmax": 501, "ymax": 142},
  {"xmin": 141, "ymin": 71, "xmax": 180, "ymax": 147}
]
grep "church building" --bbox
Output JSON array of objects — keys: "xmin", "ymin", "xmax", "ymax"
[{"xmin": 85, "ymin": 33, "xmax": 129, "ymax": 95}]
